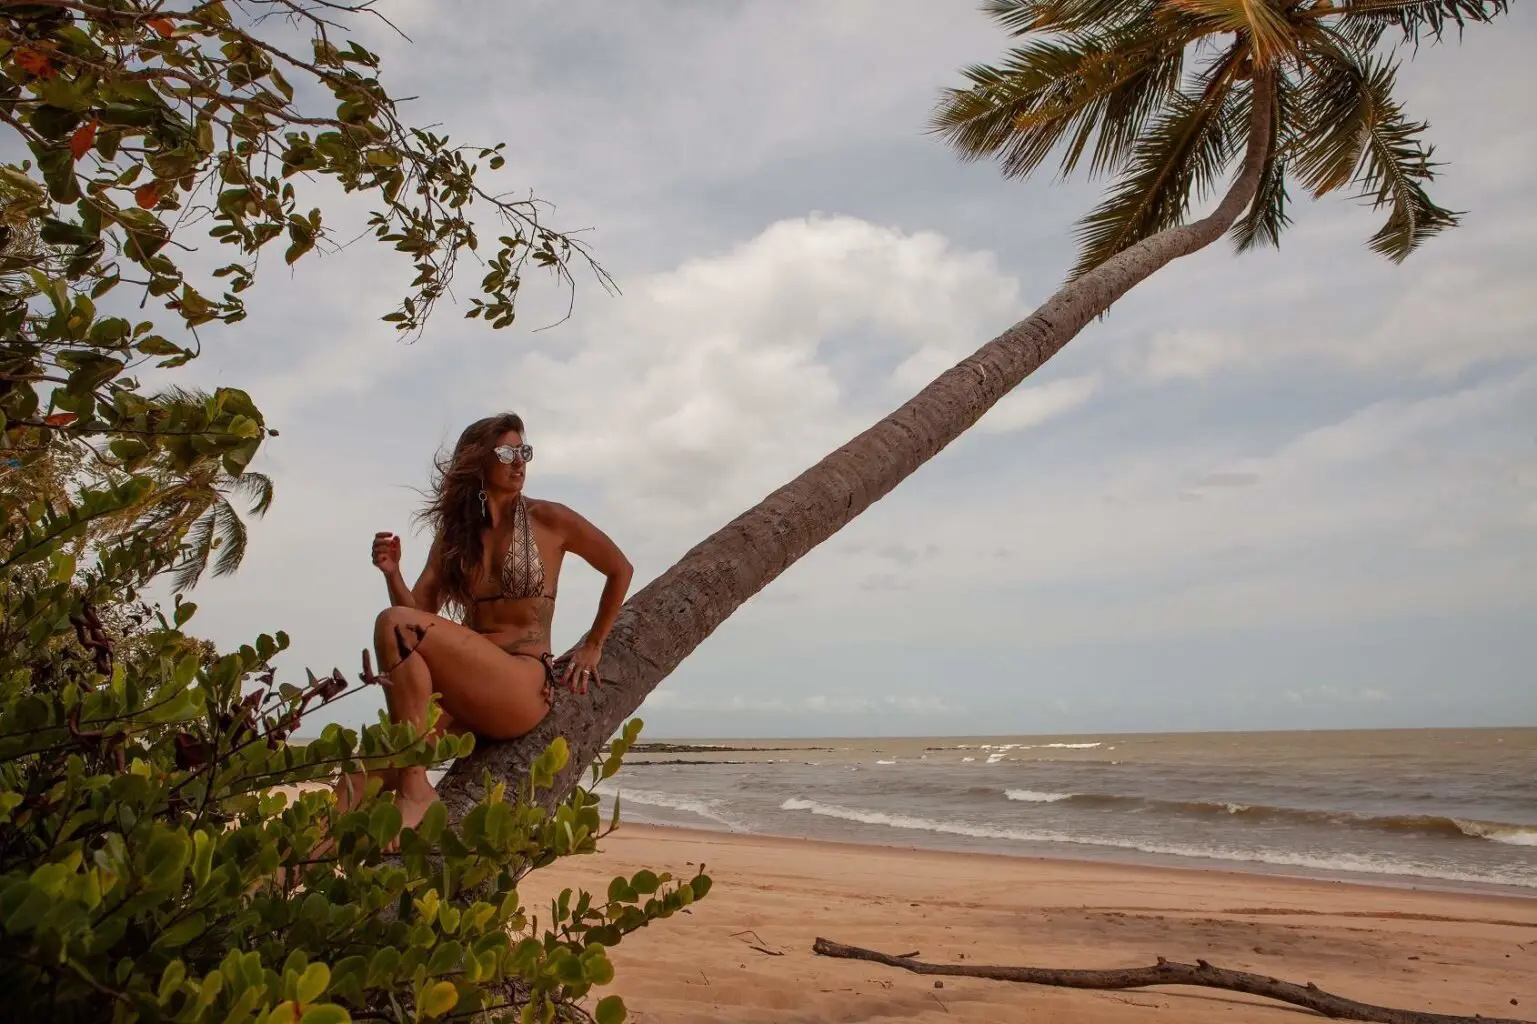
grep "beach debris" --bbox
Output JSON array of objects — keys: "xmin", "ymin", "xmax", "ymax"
[
  {"xmin": 812, "ymin": 938, "xmax": 1533, "ymax": 1024},
  {"xmin": 730, "ymin": 929, "xmax": 784, "ymax": 956}
]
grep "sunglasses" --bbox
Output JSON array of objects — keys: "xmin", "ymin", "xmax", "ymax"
[{"xmin": 493, "ymin": 443, "xmax": 534, "ymax": 464}]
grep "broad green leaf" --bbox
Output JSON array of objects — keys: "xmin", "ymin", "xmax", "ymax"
[
  {"xmin": 595, "ymin": 995, "xmax": 627, "ymax": 1024},
  {"xmin": 584, "ymin": 955, "xmax": 615, "ymax": 986},
  {"xmin": 420, "ymin": 981, "xmax": 458, "ymax": 1017},
  {"xmin": 368, "ymin": 800, "xmax": 402, "ymax": 847},
  {"xmin": 143, "ymin": 830, "xmax": 192, "ymax": 888},
  {"xmin": 296, "ymin": 962, "xmax": 330, "ymax": 1004},
  {"xmin": 152, "ymin": 913, "xmax": 207, "ymax": 950}
]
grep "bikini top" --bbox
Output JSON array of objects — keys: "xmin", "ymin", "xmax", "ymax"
[{"xmin": 474, "ymin": 496, "xmax": 552, "ymax": 602}]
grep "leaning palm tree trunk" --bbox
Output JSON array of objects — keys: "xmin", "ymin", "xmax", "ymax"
[{"xmin": 437, "ymin": 73, "xmax": 1276, "ymax": 817}]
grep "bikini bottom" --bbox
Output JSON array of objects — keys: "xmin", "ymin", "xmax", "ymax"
[{"xmin": 487, "ymin": 643, "xmax": 565, "ymax": 706}]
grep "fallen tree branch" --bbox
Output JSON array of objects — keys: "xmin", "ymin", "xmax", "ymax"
[{"xmin": 811, "ymin": 938, "xmax": 1528, "ymax": 1024}]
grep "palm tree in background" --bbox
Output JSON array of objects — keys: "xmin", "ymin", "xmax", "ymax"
[
  {"xmin": 135, "ymin": 389, "xmax": 275, "ymax": 594},
  {"xmin": 157, "ymin": 463, "xmax": 274, "ymax": 594},
  {"xmin": 0, "ymin": 387, "xmax": 272, "ymax": 593},
  {"xmin": 438, "ymin": 0, "xmax": 1510, "ymax": 812}
]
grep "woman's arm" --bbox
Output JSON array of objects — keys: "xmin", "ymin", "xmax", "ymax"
[
  {"xmin": 546, "ymin": 503, "xmax": 633, "ymax": 690},
  {"xmin": 409, "ymin": 535, "xmax": 445, "ymax": 614},
  {"xmin": 373, "ymin": 532, "xmax": 445, "ymax": 614}
]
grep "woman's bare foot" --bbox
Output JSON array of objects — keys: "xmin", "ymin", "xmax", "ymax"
[{"xmin": 389, "ymin": 769, "xmax": 440, "ymax": 852}]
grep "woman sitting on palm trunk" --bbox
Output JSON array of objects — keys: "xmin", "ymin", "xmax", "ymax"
[{"xmin": 337, "ymin": 412, "xmax": 633, "ymax": 832}]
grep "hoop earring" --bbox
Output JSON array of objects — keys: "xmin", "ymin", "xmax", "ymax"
[{"xmin": 478, "ymin": 485, "xmax": 488, "ymax": 519}]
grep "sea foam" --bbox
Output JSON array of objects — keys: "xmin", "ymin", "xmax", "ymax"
[
  {"xmin": 1456, "ymin": 820, "xmax": 1537, "ymax": 846},
  {"xmin": 598, "ymin": 787, "xmax": 744, "ymax": 831},
  {"xmin": 776, "ymin": 797, "xmax": 1535, "ymax": 888},
  {"xmin": 1005, "ymin": 789, "xmax": 1072, "ymax": 803}
]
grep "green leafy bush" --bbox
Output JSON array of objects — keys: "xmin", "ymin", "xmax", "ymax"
[
  {"xmin": 0, "ymin": 3, "xmax": 704, "ymax": 1021},
  {"xmin": 0, "ymin": 576, "xmax": 707, "ymax": 1024}
]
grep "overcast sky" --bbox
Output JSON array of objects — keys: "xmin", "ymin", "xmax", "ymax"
[{"xmin": 168, "ymin": 1, "xmax": 1537, "ymax": 739}]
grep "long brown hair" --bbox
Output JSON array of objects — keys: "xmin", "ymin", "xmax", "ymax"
[{"xmin": 418, "ymin": 412, "xmax": 524, "ymax": 615}]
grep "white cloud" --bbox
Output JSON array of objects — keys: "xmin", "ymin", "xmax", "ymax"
[
  {"xmin": 977, "ymin": 374, "xmax": 1101, "ymax": 434},
  {"xmin": 767, "ymin": 366, "xmax": 1537, "ymax": 645},
  {"xmin": 1117, "ymin": 210, "xmax": 1537, "ymax": 384},
  {"xmin": 372, "ymin": 3, "xmax": 1005, "ymax": 218},
  {"xmin": 488, "ymin": 215, "xmax": 1022, "ymax": 534},
  {"xmin": 1133, "ymin": 329, "xmax": 1247, "ymax": 382}
]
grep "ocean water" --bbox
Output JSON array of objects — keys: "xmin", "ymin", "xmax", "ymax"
[{"xmin": 594, "ymin": 728, "xmax": 1537, "ymax": 894}]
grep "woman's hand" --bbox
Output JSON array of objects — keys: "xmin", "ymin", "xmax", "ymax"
[
  {"xmin": 560, "ymin": 641, "xmax": 603, "ymax": 695},
  {"xmin": 372, "ymin": 532, "xmax": 402, "ymax": 576}
]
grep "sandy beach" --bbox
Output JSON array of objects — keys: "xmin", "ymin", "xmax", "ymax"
[{"xmin": 525, "ymin": 824, "xmax": 1537, "ymax": 1023}]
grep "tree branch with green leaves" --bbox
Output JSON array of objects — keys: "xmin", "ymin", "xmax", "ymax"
[
  {"xmin": 0, "ymin": 6, "xmax": 696, "ymax": 1023},
  {"xmin": 2, "ymin": 0, "xmax": 610, "ymax": 527}
]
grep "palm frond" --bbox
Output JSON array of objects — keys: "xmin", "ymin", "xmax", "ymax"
[
  {"xmin": 1232, "ymin": 69, "xmax": 1296, "ymax": 251},
  {"xmin": 210, "ymin": 499, "xmax": 248, "ymax": 579},
  {"xmin": 1068, "ymin": 46, "xmax": 1247, "ymax": 278},
  {"xmin": 930, "ymin": 20, "xmax": 1192, "ymax": 181},
  {"xmin": 1231, "ymin": 152, "xmax": 1289, "ymax": 251},
  {"xmin": 1291, "ymin": 49, "xmax": 1375, "ymax": 196},
  {"xmin": 1360, "ymin": 123, "xmax": 1458, "ymax": 261},
  {"xmin": 1327, "ymin": 0, "xmax": 1509, "ymax": 48},
  {"xmin": 171, "ymin": 509, "xmax": 217, "ymax": 593},
  {"xmin": 149, "ymin": 385, "xmax": 215, "ymax": 408},
  {"xmin": 1164, "ymin": 0, "xmax": 1298, "ymax": 66},
  {"xmin": 1293, "ymin": 52, "xmax": 1457, "ymax": 261},
  {"xmin": 983, "ymin": 0, "xmax": 1159, "ymax": 36},
  {"xmin": 229, "ymin": 470, "xmax": 275, "ymax": 517}
]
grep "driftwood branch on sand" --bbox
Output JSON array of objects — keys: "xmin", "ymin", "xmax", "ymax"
[{"xmin": 811, "ymin": 938, "xmax": 1528, "ymax": 1024}]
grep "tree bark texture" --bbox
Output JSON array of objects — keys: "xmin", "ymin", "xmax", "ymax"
[
  {"xmin": 437, "ymin": 74, "xmax": 1277, "ymax": 819},
  {"xmin": 811, "ymin": 938, "xmax": 1528, "ymax": 1024}
]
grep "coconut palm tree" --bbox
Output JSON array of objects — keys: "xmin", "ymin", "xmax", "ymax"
[
  {"xmin": 129, "ymin": 389, "xmax": 275, "ymax": 593},
  {"xmin": 439, "ymin": 0, "xmax": 1508, "ymax": 813},
  {"xmin": 0, "ymin": 386, "xmax": 273, "ymax": 593},
  {"xmin": 156, "ymin": 465, "xmax": 274, "ymax": 593}
]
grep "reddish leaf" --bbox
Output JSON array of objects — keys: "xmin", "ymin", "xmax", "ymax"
[
  {"xmin": 69, "ymin": 119, "xmax": 98, "ymax": 162},
  {"xmin": 13, "ymin": 48, "xmax": 57, "ymax": 79},
  {"xmin": 173, "ymin": 732, "xmax": 210, "ymax": 769},
  {"xmin": 146, "ymin": 17, "xmax": 176, "ymax": 38},
  {"xmin": 135, "ymin": 182, "xmax": 161, "ymax": 209},
  {"xmin": 43, "ymin": 412, "xmax": 78, "ymax": 427}
]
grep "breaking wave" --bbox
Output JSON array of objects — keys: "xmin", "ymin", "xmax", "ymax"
[
  {"xmin": 597, "ymin": 787, "xmax": 745, "ymax": 831},
  {"xmin": 997, "ymin": 790, "xmax": 1537, "ymax": 845},
  {"xmin": 777, "ymin": 798, "xmax": 1534, "ymax": 888},
  {"xmin": 1004, "ymin": 789, "xmax": 1072, "ymax": 803}
]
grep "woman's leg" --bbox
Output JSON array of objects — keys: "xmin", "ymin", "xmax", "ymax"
[
  {"xmin": 366, "ymin": 606, "xmax": 553, "ymax": 829},
  {"xmin": 329, "ymin": 709, "xmax": 457, "ymax": 814}
]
